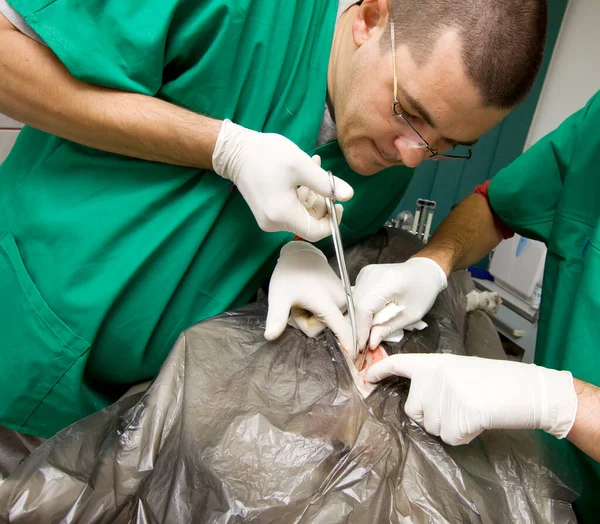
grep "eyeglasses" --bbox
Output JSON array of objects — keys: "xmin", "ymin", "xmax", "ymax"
[{"xmin": 388, "ymin": 19, "xmax": 473, "ymax": 161}]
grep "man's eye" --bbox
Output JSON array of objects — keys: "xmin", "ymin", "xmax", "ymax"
[{"xmin": 404, "ymin": 111, "xmax": 421, "ymax": 123}]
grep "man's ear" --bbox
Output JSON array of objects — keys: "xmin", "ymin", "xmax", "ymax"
[{"xmin": 352, "ymin": 0, "xmax": 389, "ymax": 47}]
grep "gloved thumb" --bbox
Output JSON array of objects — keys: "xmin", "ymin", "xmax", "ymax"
[
  {"xmin": 265, "ymin": 295, "xmax": 293, "ymax": 341},
  {"xmin": 329, "ymin": 174, "xmax": 354, "ymax": 202},
  {"xmin": 365, "ymin": 354, "xmax": 419, "ymax": 383},
  {"xmin": 324, "ymin": 309, "xmax": 355, "ymax": 358}
]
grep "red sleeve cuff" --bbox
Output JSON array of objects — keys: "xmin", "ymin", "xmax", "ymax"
[{"xmin": 474, "ymin": 180, "xmax": 515, "ymax": 239}]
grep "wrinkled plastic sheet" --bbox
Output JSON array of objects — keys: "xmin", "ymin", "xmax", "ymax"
[{"xmin": 0, "ymin": 230, "xmax": 577, "ymax": 523}]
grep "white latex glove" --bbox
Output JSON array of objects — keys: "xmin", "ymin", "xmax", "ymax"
[
  {"xmin": 265, "ymin": 241, "xmax": 353, "ymax": 351},
  {"xmin": 212, "ymin": 119, "xmax": 353, "ymax": 241},
  {"xmin": 354, "ymin": 258, "xmax": 448, "ymax": 350},
  {"xmin": 365, "ymin": 353, "xmax": 578, "ymax": 446}
]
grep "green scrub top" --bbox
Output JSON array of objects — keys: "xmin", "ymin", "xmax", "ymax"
[
  {"xmin": 488, "ymin": 90, "xmax": 600, "ymax": 523},
  {"xmin": 0, "ymin": 0, "xmax": 415, "ymax": 438}
]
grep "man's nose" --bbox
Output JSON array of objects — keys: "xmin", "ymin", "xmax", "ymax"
[{"xmin": 393, "ymin": 137, "xmax": 430, "ymax": 168}]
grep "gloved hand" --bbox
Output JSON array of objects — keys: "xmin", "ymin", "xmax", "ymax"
[
  {"xmin": 212, "ymin": 119, "xmax": 353, "ymax": 242},
  {"xmin": 265, "ymin": 241, "xmax": 353, "ymax": 352},
  {"xmin": 365, "ymin": 353, "xmax": 578, "ymax": 445},
  {"xmin": 353, "ymin": 258, "xmax": 448, "ymax": 350}
]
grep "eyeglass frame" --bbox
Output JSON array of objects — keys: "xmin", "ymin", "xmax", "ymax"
[{"xmin": 389, "ymin": 19, "xmax": 473, "ymax": 161}]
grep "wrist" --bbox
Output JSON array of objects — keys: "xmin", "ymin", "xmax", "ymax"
[
  {"xmin": 204, "ymin": 117, "xmax": 225, "ymax": 171},
  {"xmin": 169, "ymin": 110, "xmax": 223, "ymax": 170},
  {"xmin": 539, "ymin": 367, "xmax": 578, "ymax": 438},
  {"xmin": 565, "ymin": 379, "xmax": 600, "ymax": 460},
  {"xmin": 410, "ymin": 250, "xmax": 454, "ymax": 278},
  {"xmin": 409, "ymin": 256, "xmax": 448, "ymax": 291}
]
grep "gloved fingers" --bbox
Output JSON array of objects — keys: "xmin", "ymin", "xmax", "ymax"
[
  {"xmin": 329, "ymin": 174, "xmax": 354, "ymax": 202},
  {"xmin": 285, "ymin": 203, "xmax": 336, "ymax": 242},
  {"xmin": 280, "ymin": 290, "xmax": 352, "ymax": 353},
  {"xmin": 322, "ymin": 310, "xmax": 354, "ymax": 356},
  {"xmin": 290, "ymin": 307, "xmax": 353, "ymax": 355},
  {"xmin": 423, "ymin": 414, "xmax": 442, "ymax": 438},
  {"xmin": 440, "ymin": 418, "xmax": 479, "ymax": 446},
  {"xmin": 294, "ymin": 160, "xmax": 354, "ymax": 202},
  {"xmin": 297, "ymin": 187, "xmax": 342, "ymax": 223},
  {"xmin": 329, "ymin": 279, "xmax": 350, "ymax": 313},
  {"xmin": 364, "ymin": 353, "xmax": 425, "ymax": 382},
  {"xmin": 298, "ymin": 154, "xmax": 322, "ymax": 220},
  {"xmin": 355, "ymin": 293, "xmax": 390, "ymax": 350},
  {"xmin": 438, "ymin": 393, "xmax": 480, "ymax": 446},
  {"xmin": 404, "ymin": 378, "xmax": 425, "ymax": 425},
  {"xmin": 264, "ymin": 292, "xmax": 293, "ymax": 341},
  {"xmin": 333, "ymin": 203, "xmax": 343, "ymax": 224},
  {"xmin": 307, "ymin": 299, "xmax": 354, "ymax": 355},
  {"xmin": 289, "ymin": 307, "xmax": 326, "ymax": 338},
  {"xmin": 296, "ymin": 186, "xmax": 311, "ymax": 206},
  {"xmin": 422, "ymin": 397, "xmax": 442, "ymax": 437},
  {"xmin": 305, "ymin": 196, "xmax": 343, "ymax": 225},
  {"xmin": 355, "ymin": 309, "xmax": 374, "ymax": 351}
]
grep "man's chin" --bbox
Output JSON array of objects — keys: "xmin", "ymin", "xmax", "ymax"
[
  {"xmin": 342, "ymin": 150, "xmax": 384, "ymax": 176},
  {"xmin": 340, "ymin": 139, "xmax": 400, "ymax": 176}
]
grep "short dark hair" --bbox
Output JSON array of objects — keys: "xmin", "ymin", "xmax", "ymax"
[{"xmin": 382, "ymin": 0, "xmax": 548, "ymax": 108}]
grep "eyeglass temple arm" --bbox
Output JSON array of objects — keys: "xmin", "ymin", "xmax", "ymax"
[{"xmin": 391, "ymin": 19, "xmax": 398, "ymax": 107}]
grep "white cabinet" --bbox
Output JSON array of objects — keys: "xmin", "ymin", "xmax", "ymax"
[
  {"xmin": 0, "ymin": 113, "xmax": 22, "ymax": 164},
  {"xmin": 489, "ymin": 235, "xmax": 547, "ymax": 302},
  {"xmin": 0, "ymin": 129, "xmax": 19, "ymax": 164},
  {"xmin": 0, "ymin": 114, "xmax": 23, "ymax": 129}
]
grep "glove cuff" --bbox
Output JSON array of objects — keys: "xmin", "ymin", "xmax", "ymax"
[
  {"xmin": 411, "ymin": 257, "xmax": 448, "ymax": 291},
  {"xmin": 539, "ymin": 368, "xmax": 578, "ymax": 439},
  {"xmin": 212, "ymin": 119, "xmax": 249, "ymax": 183}
]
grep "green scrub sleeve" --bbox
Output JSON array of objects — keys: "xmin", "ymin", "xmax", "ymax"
[
  {"xmin": 6, "ymin": 0, "xmax": 176, "ymax": 94},
  {"xmin": 488, "ymin": 93, "xmax": 600, "ymax": 244}
]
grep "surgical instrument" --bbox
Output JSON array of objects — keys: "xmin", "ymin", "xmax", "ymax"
[{"xmin": 325, "ymin": 171, "xmax": 362, "ymax": 369}]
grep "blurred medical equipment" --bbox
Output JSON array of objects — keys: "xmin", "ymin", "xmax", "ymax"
[
  {"xmin": 386, "ymin": 199, "xmax": 436, "ymax": 243},
  {"xmin": 411, "ymin": 198, "xmax": 436, "ymax": 243}
]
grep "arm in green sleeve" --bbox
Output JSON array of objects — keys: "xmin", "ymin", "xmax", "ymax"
[
  {"xmin": 0, "ymin": 13, "xmax": 222, "ymax": 170},
  {"xmin": 415, "ymin": 193, "xmax": 504, "ymax": 277}
]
